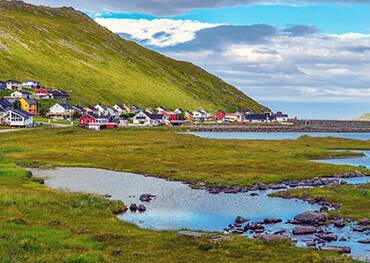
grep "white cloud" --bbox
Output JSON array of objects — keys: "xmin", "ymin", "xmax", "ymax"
[{"xmin": 95, "ymin": 18, "xmax": 220, "ymax": 47}]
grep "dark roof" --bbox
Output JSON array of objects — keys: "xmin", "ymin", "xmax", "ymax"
[
  {"xmin": 0, "ymin": 99, "xmax": 12, "ymax": 109},
  {"xmin": 23, "ymin": 98, "xmax": 37, "ymax": 105},
  {"xmin": 11, "ymin": 109, "xmax": 34, "ymax": 118},
  {"xmin": 6, "ymin": 80, "xmax": 20, "ymax": 84},
  {"xmin": 245, "ymin": 114, "xmax": 273, "ymax": 121},
  {"xmin": 147, "ymin": 114, "xmax": 164, "ymax": 120},
  {"xmin": 59, "ymin": 103, "xmax": 74, "ymax": 110}
]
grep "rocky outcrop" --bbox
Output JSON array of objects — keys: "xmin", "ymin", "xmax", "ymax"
[
  {"xmin": 320, "ymin": 246, "xmax": 351, "ymax": 254},
  {"xmin": 294, "ymin": 211, "xmax": 328, "ymax": 225},
  {"xmin": 177, "ymin": 231, "xmax": 208, "ymax": 239}
]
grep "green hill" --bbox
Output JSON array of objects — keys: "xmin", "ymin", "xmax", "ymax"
[{"xmin": 0, "ymin": 0, "xmax": 267, "ymax": 112}]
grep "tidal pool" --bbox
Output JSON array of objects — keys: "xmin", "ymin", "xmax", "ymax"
[{"xmin": 33, "ymin": 165, "xmax": 370, "ymax": 259}]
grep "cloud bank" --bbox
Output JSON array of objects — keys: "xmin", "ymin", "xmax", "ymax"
[{"xmin": 96, "ymin": 18, "xmax": 370, "ymax": 107}]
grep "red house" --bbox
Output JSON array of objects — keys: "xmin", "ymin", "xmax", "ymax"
[
  {"xmin": 80, "ymin": 113, "xmax": 97, "ymax": 127},
  {"xmin": 35, "ymin": 88, "xmax": 49, "ymax": 96},
  {"xmin": 216, "ymin": 111, "xmax": 225, "ymax": 122}
]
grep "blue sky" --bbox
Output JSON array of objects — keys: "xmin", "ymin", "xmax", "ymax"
[{"xmin": 26, "ymin": 1, "xmax": 370, "ymax": 119}]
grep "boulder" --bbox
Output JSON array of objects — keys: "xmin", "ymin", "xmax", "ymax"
[
  {"xmin": 359, "ymin": 218, "xmax": 370, "ymax": 226},
  {"xmin": 358, "ymin": 239, "xmax": 370, "ymax": 244},
  {"xmin": 260, "ymin": 234, "xmax": 290, "ymax": 242},
  {"xmin": 235, "ymin": 216, "xmax": 248, "ymax": 224},
  {"xmin": 333, "ymin": 220, "xmax": 345, "ymax": 228},
  {"xmin": 273, "ymin": 229, "xmax": 287, "ymax": 235},
  {"xmin": 177, "ymin": 231, "xmax": 207, "ymax": 239},
  {"xmin": 320, "ymin": 246, "xmax": 351, "ymax": 254},
  {"xmin": 353, "ymin": 226, "xmax": 365, "ymax": 232},
  {"xmin": 263, "ymin": 218, "xmax": 282, "ymax": 224},
  {"xmin": 250, "ymin": 192, "xmax": 259, "ymax": 196},
  {"xmin": 129, "ymin": 203, "xmax": 138, "ymax": 212},
  {"xmin": 139, "ymin": 194, "xmax": 155, "ymax": 202},
  {"xmin": 306, "ymin": 241, "xmax": 316, "ymax": 247},
  {"xmin": 292, "ymin": 226, "xmax": 318, "ymax": 235},
  {"xmin": 138, "ymin": 204, "xmax": 146, "ymax": 212},
  {"xmin": 294, "ymin": 211, "xmax": 327, "ymax": 225},
  {"xmin": 316, "ymin": 233, "xmax": 338, "ymax": 242}
]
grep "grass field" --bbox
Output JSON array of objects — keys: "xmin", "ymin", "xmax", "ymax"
[
  {"xmin": 0, "ymin": 130, "xmax": 360, "ymax": 262},
  {"xmin": 0, "ymin": 127, "xmax": 369, "ymax": 186},
  {"xmin": 272, "ymin": 183, "xmax": 370, "ymax": 220}
]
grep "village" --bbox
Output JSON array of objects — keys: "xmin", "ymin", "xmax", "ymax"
[{"xmin": 0, "ymin": 79, "xmax": 291, "ymax": 130}]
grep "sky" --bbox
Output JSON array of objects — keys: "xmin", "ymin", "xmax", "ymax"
[{"xmin": 26, "ymin": 0, "xmax": 370, "ymax": 119}]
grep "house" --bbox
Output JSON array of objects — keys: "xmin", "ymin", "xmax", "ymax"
[
  {"xmin": 80, "ymin": 113, "xmax": 109, "ymax": 127},
  {"xmin": 0, "ymin": 81, "xmax": 6, "ymax": 90},
  {"xmin": 94, "ymin": 104, "xmax": 109, "ymax": 116},
  {"xmin": 83, "ymin": 105, "xmax": 96, "ymax": 113},
  {"xmin": 47, "ymin": 103, "xmax": 76, "ymax": 120},
  {"xmin": 174, "ymin": 108, "xmax": 183, "ymax": 115},
  {"xmin": 49, "ymin": 89, "xmax": 68, "ymax": 99},
  {"xmin": 19, "ymin": 98, "xmax": 37, "ymax": 115},
  {"xmin": 10, "ymin": 90, "xmax": 31, "ymax": 99},
  {"xmin": 35, "ymin": 88, "xmax": 51, "ymax": 99},
  {"xmin": 130, "ymin": 105, "xmax": 142, "ymax": 114},
  {"xmin": 224, "ymin": 112, "xmax": 242, "ymax": 123},
  {"xmin": 6, "ymin": 80, "xmax": 22, "ymax": 90},
  {"xmin": 132, "ymin": 111, "xmax": 165, "ymax": 126},
  {"xmin": 192, "ymin": 110, "xmax": 210, "ymax": 122},
  {"xmin": 275, "ymin": 112, "xmax": 289, "ymax": 124},
  {"xmin": 22, "ymin": 80, "xmax": 41, "ymax": 89},
  {"xmin": 216, "ymin": 111, "xmax": 226, "ymax": 123},
  {"xmin": 244, "ymin": 113, "xmax": 275, "ymax": 123},
  {"xmin": 156, "ymin": 106, "xmax": 166, "ymax": 114},
  {"xmin": 0, "ymin": 109, "xmax": 34, "ymax": 127},
  {"xmin": 73, "ymin": 106, "xmax": 86, "ymax": 116},
  {"xmin": 113, "ymin": 104, "xmax": 129, "ymax": 115}
]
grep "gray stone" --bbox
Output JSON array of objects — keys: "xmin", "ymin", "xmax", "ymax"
[
  {"xmin": 316, "ymin": 233, "xmax": 338, "ymax": 242},
  {"xmin": 294, "ymin": 211, "xmax": 327, "ymax": 224},
  {"xmin": 292, "ymin": 226, "xmax": 318, "ymax": 235},
  {"xmin": 320, "ymin": 246, "xmax": 351, "ymax": 254},
  {"xmin": 177, "ymin": 231, "xmax": 207, "ymax": 239}
]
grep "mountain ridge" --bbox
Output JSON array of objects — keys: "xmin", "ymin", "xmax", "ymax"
[{"xmin": 0, "ymin": 0, "xmax": 267, "ymax": 112}]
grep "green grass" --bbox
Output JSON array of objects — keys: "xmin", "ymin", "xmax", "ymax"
[
  {"xmin": 0, "ymin": 143, "xmax": 358, "ymax": 262},
  {"xmin": 272, "ymin": 184, "xmax": 370, "ymax": 220},
  {"xmin": 0, "ymin": 1, "xmax": 266, "ymax": 112},
  {"xmin": 0, "ymin": 127, "xmax": 369, "ymax": 186}
]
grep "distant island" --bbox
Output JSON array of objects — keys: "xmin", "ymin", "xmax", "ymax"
[{"xmin": 356, "ymin": 113, "xmax": 370, "ymax": 121}]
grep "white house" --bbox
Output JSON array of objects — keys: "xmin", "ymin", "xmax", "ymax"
[
  {"xmin": 156, "ymin": 107, "xmax": 166, "ymax": 114},
  {"xmin": 0, "ymin": 109, "xmax": 34, "ymax": 128},
  {"xmin": 192, "ymin": 110, "xmax": 211, "ymax": 122},
  {"xmin": 10, "ymin": 90, "xmax": 31, "ymax": 99},
  {"xmin": 47, "ymin": 103, "xmax": 76, "ymax": 120},
  {"xmin": 174, "ymin": 108, "xmax": 183, "ymax": 115},
  {"xmin": 94, "ymin": 104, "xmax": 109, "ymax": 116},
  {"xmin": 6, "ymin": 80, "xmax": 22, "ymax": 90},
  {"xmin": 275, "ymin": 112, "xmax": 289, "ymax": 124},
  {"xmin": 113, "ymin": 104, "xmax": 129, "ymax": 115},
  {"xmin": 132, "ymin": 111, "xmax": 164, "ymax": 126},
  {"xmin": 22, "ymin": 80, "xmax": 40, "ymax": 89}
]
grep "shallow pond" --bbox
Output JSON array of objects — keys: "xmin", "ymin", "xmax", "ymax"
[
  {"xmin": 315, "ymin": 150, "xmax": 370, "ymax": 169},
  {"xmin": 187, "ymin": 132, "xmax": 370, "ymax": 141},
  {"xmin": 33, "ymin": 165, "xmax": 370, "ymax": 258}
]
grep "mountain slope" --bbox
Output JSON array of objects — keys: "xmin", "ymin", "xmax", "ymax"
[{"xmin": 0, "ymin": 1, "xmax": 267, "ymax": 111}]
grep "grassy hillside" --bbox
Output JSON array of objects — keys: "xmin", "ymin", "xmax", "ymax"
[{"xmin": 0, "ymin": 1, "xmax": 266, "ymax": 112}]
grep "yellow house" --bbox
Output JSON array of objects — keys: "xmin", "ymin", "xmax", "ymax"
[{"xmin": 19, "ymin": 98, "xmax": 38, "ymax": 115}]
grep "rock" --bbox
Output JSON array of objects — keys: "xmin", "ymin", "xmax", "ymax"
[
  {"xmin": 138, "ymin": 204, "xmax": 146, "ymax": 212},
  {"xmin": 294, "ymin": 211, "xmax": 327, "ymax": 225},
  {"xmin": 129, "ymin": 203, "xmax": 138, "ymax": 212},
  {"xmin": 353, "ymin": 226, "xmax": 365, "ymax": 232},
  {"xmin": 263, "ymin": 218, "xmax": 282, "ymax": 224},
  {"xmin": 292, "ymin": 226, "xmax": 318, "ymax": 235},
  {"xmin": 235, "ymin": 216, "xmax": 248, "ymax": 224},
  {"xmin": 250, "ymin": 192, "xmax": 259, "ymax": 196},
  {"xmin": 359, "ymin": 218, "xmax": 370, "ymax": 226},
  {"xmin": 111, "ymin": 249, "xmax": 122, "ymax": 255},
  {"xmin": 316, "ymin": 233, "xmax": 338, "ymax": 242},
  {"xmin": 233, "ymin": 228, "xmax": 244, "ymax": 234},
  {"xmin": 177, "ymin": 231, "xmax": 208, "ymax": 239},
  {"xmin": 339, "ymin": 237, "xmax": 347, "ymax": 242},
  {"xmin": 358, "ymin": 239, "xmax": 370, "ymax": 244},
  {"xmin": 306, "ymin": 241, "xmax": 316, "ymax": 247},
  {"xmin": 260, "ymin": 234, "xmax": 290, "ymax": 242},
  {"xmin": 139, "ymin": 194, "xmax": 156, "ymax": 202},
  {"xmin": 273, "ymin": 229, "xmax": 287, "ymax": 235},
  {"xmin": 320, "ymin": 246, "xmax": 351, "ymax": 254},
  {"xmin": 104, "ymin": 194, "xmax": 112, "ymax": 198},
  {"xmin": 255, "ymin": 183, "xmax": 269, "ymax": 191},
  {"xmin": 334, "ymin": 220, "xmax": 345, "ymax": 228},
  {"xmin": 209, "ymin": 188, "xmax": 221, "ymax": 194}
]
